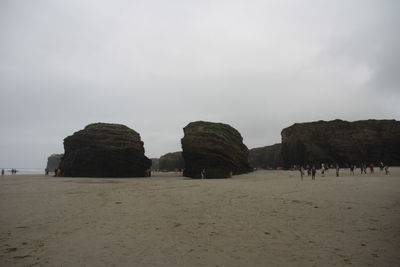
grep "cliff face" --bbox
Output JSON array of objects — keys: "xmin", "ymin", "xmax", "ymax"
[
  {"xmin": 59, "ymin": 123, "xmax": 151, "ymax": 177},
  {"xmin": 248, "ymin": 144, "xmax": 283, "ymax": 169},
  {"xmin": 46, "ymin": 154, "xmax": 63, "ymax": 171},
  {"xmin": 181, "ymin": 121, "xmax": 251, "ymax": 178},
  {"xmin": 281, "ymin": 119, "xmax": 400, "ymax": 167},
  {"xmin": 159, "ymin": 151, "xmax": 184, "ymax": 171},
  {"xmin": 151, "ymin": 158, "xmax": 159, "ymax": 171}
]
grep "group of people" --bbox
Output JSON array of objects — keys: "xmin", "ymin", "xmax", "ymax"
[
  {"xmin": 144, "ymin": 169, "xmax": 152, "ymax": 177},
  {"xmin": 296, "ymin": 164, "xmax": 318, "ymax": 180},
  {"xmin": 1, "ymin": 168, "xmax": 18, "ymax": 176},
  {"xmin": 51, "ymin": 168, "xmax": 62, "ymax": 177},
  {"xmin": 296, "ymin": 162, "xmax": 390, "ymax": 180},
  {"xmin": 353, "ymin": 162, "xmax": 389, "ymax": 175},
  {"xmin": 44, "ymin": 167, "xmax": 63, "ymax": 177}
]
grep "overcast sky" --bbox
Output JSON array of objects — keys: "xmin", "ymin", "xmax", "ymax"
[{"xmin": 1, "ymin": 0, "xmax": 399, "ymax": 169}]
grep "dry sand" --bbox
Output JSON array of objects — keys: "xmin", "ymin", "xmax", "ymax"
[{"xmin": 1, "ymin": 168, "xmax": 399, "ymax": 267}]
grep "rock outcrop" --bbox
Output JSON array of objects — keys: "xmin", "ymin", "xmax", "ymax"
[
  {"xmin": 46, "ymin": 154, "xmax": 63, "ymax": 171},
  {"xmin": 281, "ymin": 119, "xmax": 400, "ymax": 167},
  {"xmin": 159, "ymin": 151, "xmax": 185, "ymax": 171},
  {"xmin": 59, "ymin": 123, "xmax": 151, "ymax": 177},
  {"xmin": 150, "ymin": 158, "xmax": 159, "ymax": 171},
  {"xmin": 248, "ymin": 144, "xmax": 283, "ymax": 169},
  {"xmin": 181, "ymin": 121, "xmax": 251, "ymax": 178}
]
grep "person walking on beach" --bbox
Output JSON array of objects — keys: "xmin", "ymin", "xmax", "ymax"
[
  {"xmin": 369, "ymin": 164, "xmax": 374, "ymax": 174},
  {"xmin": 361, "ymin": 164, "xmax": 367, "ymax": 174},
  {"xmin": 56, "ymin": 168, "xmax": 62, "ymax": 177},
  {"xmin": 335, "ymin": 164, "xmax": 340, "ymax": 177},
  {"xmin": 321, "ymin": 163, "xmax": 325, "ymax": 177},
  {"xmin": 384, "ymin": 165, "xmax": 390, "ymax": 175},
  {"xmin": 311, "ymin": 165, "xmax": 316, "ymax": 180},
  {"xmin": 299, "ymin": 166, "xmax": 304, "ymax": 181},
  {"xmin": 350, "ymin": 164, "xmax": 355, "ymax": 175},
  {"xmin": 201, "ymin": 169, "xmax": 206, "ymax": 179},
  {"xmin": 306, "ymin": 165, "xmax": 311, "ymax": 176},
  {"xmin": 380, "ymin": 161, "xmax": 384, "ymax": 171},
  {"xmin": 1, "ymin": 169, "xmax": 4, "ymax": 176}
]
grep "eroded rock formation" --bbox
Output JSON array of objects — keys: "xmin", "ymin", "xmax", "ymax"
[
  {"xmin": 181, "ymin": 121, "xmax": 251, "ymax": 178},
  {"xmin": 248, "ymin": 144, "xmax": 283, "ymax": 169},
  {"xmin": 59, "ymin": 123, "xmax": 151, "ymax": 177},
  {"xmin": 159, "ymin": 151, "xmax": 184, "ymax": 171},
  {"xmin": 281, "ymin": 119, "xmax": 400, "ymax": 167},
  {"xmin": 151, "ymin": 158, "xmax": 159, "ymax": 171},
  {"xmin": 46, "ymin": 154, "xmax": 63, "ymax": 171}
]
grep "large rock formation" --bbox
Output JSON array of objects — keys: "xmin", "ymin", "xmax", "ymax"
[
  {"xmin": 159, "ymin": 151, "xmax": 185, "ymax": 171},
  {"xmin": 46, "ymin": 154, "xmax": 63, "ymax": 171},
  {"xmin": 59, "ymin": 123, "xmax": 151, "ymax": 177},
  {"xmin": 181, "ymin": 121, "xmax": 251, "ymax": 178},
  {"xmin": 248, "ymin": 144, "xmax": 283, "ymax": 169},
  {"xmin": 281, "ymin": 119, "xmax": 400, "ymax": 167}
]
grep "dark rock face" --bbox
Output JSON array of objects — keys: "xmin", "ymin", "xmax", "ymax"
[
  {"xmin": 46, "ymin": 154, "xmax": 63, "ymax": 171},
  {"xmin": 159, "ymin": 151, "xmax": 184, "ymax": 171},
  {"xmin": 281, "ymin": 119, "xmax": 400, "ymax": 167},
  {"xmin": 59, "ymin": 123, "xmax": 151, "ymax": 177},
  {"xmin": 248, "ymin": 144, "xmax": 283, "ymax": 169},
  {"xmin": 181, "ymin": 121, "xmax": 251, "ymax": 178},
  {"xmin": 150, "ymin": 158, "xmax": 159, "ymax": 171}
]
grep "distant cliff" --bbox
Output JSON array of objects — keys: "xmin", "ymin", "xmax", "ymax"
[
  {"xmin": 151, "ymin": 158, "xmax": 160, "ymax": 171},
  {"xmin": 159, "ymin": 152, "xmax": 184, "ymax": 171},
  {"xmin": 281, "ymin": 119, "xmax": 400, "ymax": 167},
  {"xmin": 248, "ymin": 144, "xmax": 283, "ymax": 169},
  {"xmin": 46, "ymin": 154, "xmax": 63, "ymax": 171}
]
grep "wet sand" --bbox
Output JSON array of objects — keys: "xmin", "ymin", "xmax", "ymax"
[{"xmin": 1, "ymin": 168, "xmax": 399, "ymax": 266}]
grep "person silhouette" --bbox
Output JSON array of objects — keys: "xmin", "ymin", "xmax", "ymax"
[{"xmin": 311, "ymin": 165, "xmax": 316, "ymax": 180}]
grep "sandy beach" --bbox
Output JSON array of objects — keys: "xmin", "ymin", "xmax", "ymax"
[{"xmin": 1, "ymin": 168, "xmax": 399, "ymax": 267}]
